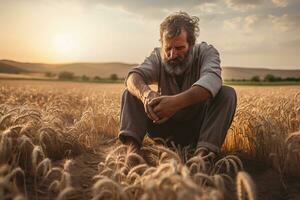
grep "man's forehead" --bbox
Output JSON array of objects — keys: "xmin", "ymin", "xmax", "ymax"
[{"xmin": 162, "ymin": 29, "xmax": 188, "ymax": 45}]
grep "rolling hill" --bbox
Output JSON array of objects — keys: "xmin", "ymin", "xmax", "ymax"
[
  {"xmin": 0, "ymin": 61, "xmax": 31, "ymax": 74},
  {"xmin": 221, "ymin": 67, "xmax": 300, "ymax": 80},
  {"xmin": 0, "ymin": 59, "xmax": 300, "ymax": 80},
  {"xmin": 0, "ymin": 60, "xmax": 135, "ymax": 78}
]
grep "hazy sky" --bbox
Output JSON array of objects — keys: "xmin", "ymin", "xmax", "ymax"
[{"xmin": 0, "ymin": 0, "xmax": 299, "ymax": 69}]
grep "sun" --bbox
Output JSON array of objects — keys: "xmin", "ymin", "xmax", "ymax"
[{"xmin": 52, "ymin": 34, "xmax": 77, "ymax": 54}]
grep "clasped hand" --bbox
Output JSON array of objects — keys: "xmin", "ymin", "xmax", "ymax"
[{"xmin": 142, "ymin": 91, "xmax": 180, "ymax": 124}]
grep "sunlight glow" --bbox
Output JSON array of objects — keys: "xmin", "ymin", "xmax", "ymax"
[{"xmin": 52, "ymin": 34, "xmax": 77, "ymax": 54}]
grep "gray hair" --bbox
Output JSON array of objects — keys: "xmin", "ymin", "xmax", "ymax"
[{"xmin": 160, "ymin": 11, "xmax": 200, "ymax": 45}]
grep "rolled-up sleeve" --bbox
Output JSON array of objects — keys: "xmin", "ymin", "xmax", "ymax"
[
  {"xmin": 192, "ymin": 43, "xmax": 222, "ymax": 98},
  {"xmin": 125, "ymin": 48, "xmax": 160, "ymax": 85}
]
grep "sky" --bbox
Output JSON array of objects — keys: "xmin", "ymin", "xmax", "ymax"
[{"xmin": 0, "ymin": 0, "xmax": 299, "ymax": 69}]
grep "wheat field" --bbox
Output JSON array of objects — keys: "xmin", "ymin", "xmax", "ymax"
[{"xmin": 0, "ymin": 80, "xmax": 299, "ymax": 200}]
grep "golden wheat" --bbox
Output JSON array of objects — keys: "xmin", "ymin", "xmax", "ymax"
[{"xmin": 0, "ymin": 81, "xmax": 299, "ymax": 199}]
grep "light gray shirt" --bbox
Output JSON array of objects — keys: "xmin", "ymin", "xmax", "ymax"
[{"xmin": 127, "ymin": 42, "xmax": 222, "ymax": 98}]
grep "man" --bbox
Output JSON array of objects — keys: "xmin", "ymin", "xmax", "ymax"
[{"xmin": 118, "ymin": 12, "xmax": 237, "ymax": 155}]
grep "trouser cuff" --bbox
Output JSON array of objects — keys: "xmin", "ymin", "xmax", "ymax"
[
  {"xmin": 197, "ymin": 142, "xmax": 220, "ymax": 154},
  {"xmin": 118, "ymin": 131, "xmax": 143, "ymax": 147}
]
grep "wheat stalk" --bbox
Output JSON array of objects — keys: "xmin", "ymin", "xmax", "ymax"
[{"xmin": 236, "ymin": 171, "xmax": 257, "ymax": 200}]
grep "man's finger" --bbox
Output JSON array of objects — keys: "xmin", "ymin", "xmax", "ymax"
[
  {"xmin": 155, "ymin": 117, "xmax": 169, "ymax": 124},
  {"xmin": 153, "ymin": 105, "xmax": 161, "ymax": 113},
  {"xmin": 144, "ymin": 104, "xmax": 155, "ymax": 121},
  {"xmin": 149, "ymin": 97, "xmax": 162, "ymax": 107},
  {"xmin": 145, "ymin": 110, "xmax": 154, "ymax": 121},
  {"xmin": 146, "ymin": 104, "xmax": 159, "ymax": 121},
  {"xmin": 145, "ymin": 106, "xmax": 154, "ymax": 120}
]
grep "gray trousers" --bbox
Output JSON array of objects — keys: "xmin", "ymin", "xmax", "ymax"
[{"xmin": 118, "ymin": 86, "xmax": 237, "ymax": 153}]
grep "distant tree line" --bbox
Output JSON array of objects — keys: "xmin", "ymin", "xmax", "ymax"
[
  {"xmin": 45, "ymin": 71, "xmax": 123, "ymax": 82},
  {"xmin": 48, "ymin": 71, "xmax": 299, "ymax": 83},
  {"xmin": 228, "ymin": 74, "xmax": 300, "ymax": 82}
]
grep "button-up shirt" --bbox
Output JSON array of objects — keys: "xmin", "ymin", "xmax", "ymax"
[
  {"xmin": 126, "ymin": 42, "xmax": 222, "ymax": 121},
  {"xmin": 127, "ymin": 42, "xmax": 222, "ymax": 98}
]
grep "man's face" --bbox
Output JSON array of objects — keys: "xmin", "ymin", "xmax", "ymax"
[
  {"xmin": 162, "ymin": 29, "xmax": 189, "ymax": 64},
  {"xmin": 161, "ymin": 29, "xmax": 193, "ymax": 76}
]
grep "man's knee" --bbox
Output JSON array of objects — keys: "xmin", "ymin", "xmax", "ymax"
[
  {"xmin": 121, "ymin": 89, "xmax": 131, "ymax": 99},
  {"xmin": 121, "ymin": 89, "xmax": 141, "ymax": 105},
  {"xmin": 216, "ymin": 86, "xmax": 237, "ymax": 106}
]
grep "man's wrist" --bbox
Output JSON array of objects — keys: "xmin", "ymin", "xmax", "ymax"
[
  {"xmin": 142, "ymin": 89, "xmax": 152, "ymax": 98},
  {"xmin": 141, "ymin": 89, "xmax": 152, "ymax": 103},
  {"xmin": 173, "ymin": 88, "xmax": 198, "ymax": 110},
  {"xmin": 172, "ymin": 95, "xmax": 186, "ymax": 110},
  {"xmin": 174, "ymin": 86, "xmax": 210, "ymax": 110}
]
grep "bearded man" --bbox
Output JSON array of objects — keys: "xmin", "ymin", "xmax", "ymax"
[{"xmin": 118, "ymin": 12, "xmax": 237, "ymax": 156}]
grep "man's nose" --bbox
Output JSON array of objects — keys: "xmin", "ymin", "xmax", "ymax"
[{"xmin": 169, "ymin": 48, "xmax": 178, "ymax": 59}]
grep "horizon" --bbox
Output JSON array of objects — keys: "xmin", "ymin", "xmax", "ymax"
[
  {"xmin": 1, "ymin": 58, "xmax": 300, "ymax": 71},
  {"xmin": 1, "ymin": 0, "xmax": 300, "ymax": 70}
]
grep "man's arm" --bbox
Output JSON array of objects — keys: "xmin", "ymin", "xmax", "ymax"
[
  {"xmin": 192, "ymin": 42, "xmax": 222, "ymax": 98},
  {"xmin": 149, "ymin": 85, "xmax": 211, "ymax": 123},
  {"xmin": 174, "ymin": 85, "xmax": 211, "ymax": 109},
  {"xmin": 126, "ymin": 73, "xmax": 160, "ymax": 121},
  {"xmin": 126, "ymin": 73, "xmax": 151, "ymax": 101},
  {"xmin": 150, "ymin": 43, "xmax": 221, "ymax": 124}
]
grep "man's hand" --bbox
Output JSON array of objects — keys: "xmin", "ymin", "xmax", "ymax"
[
  {"xmin": 142, "ymin": 90, "xmax": 160, "ymax": 122},
  {"xmin": 126, "ymin": 73, "xmax": 161, "ymax": 122},
  {"xmin": 149, "ymin": 95, "xmax": 181, "ymax": 124},
  {"xmin": 126, "ymin": 73, "xmax": 211, "ymax": 124}
]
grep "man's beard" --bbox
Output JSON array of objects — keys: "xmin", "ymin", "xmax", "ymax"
[{"xmin": 161, "ymin": 48, "xmax": 193, "ymax": 76}]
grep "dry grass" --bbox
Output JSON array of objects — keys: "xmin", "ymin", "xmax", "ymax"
[
  {"xmin": 223, "ymin": 86, "xmax": 300, "ymax": 178},
  {"xmin": 0, "ymin": 80, "xmax": 299, "ymax": 199}
]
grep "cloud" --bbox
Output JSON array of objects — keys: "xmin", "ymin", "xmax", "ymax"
[
  {"xmin": 224, "ymin": 0, "xmax": 263, "ymax": 11},
  {"xmin": 244, "ymin": 15, "xmax": 261, "ymax": 32},
  {"xmin": 224, "ymin": 13, "xmax": 300, "ymax": 34},
  {"xmin": 223, "ymin": 15, "xmax": 262, "ymax": 33},
  {"xmin": 69, "ymin": 0, "xmax": 219, "ymax": 19},
  {"xmin": 223, "ymin": 17, "xmax": 242, "ymax": 30},
  {"xmin": 279, "ymin": 38, "xmax": 300, "ymax": 48},
  {"xmin": 269, "ymin": 14, "xmax": 300, "ymax": 32},
  {"xmin": 272, "ymin": 0, "xmax": 288, "ymax": 7},
  {"xmin": 194, "ymin": 3, "xmax": 224, "ymax": 14}
]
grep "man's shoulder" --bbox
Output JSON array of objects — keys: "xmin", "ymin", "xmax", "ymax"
[
  {"xmin": 194, "ymin": 42, "xmax": 218, "ymax": 52},
  {"xmin": 147, "ymin": 47, "xmax": 162, "ymax": 63},
  {"xmin": 193, "ymin": 42, "xmax": 219, "ymax": 58},
  {"xmin": 153, "ymin": 47, "xmax": 161, "ymax": 51},
  {"xmin": 152, "ymin": 47, "xmax": 161, "ymax": 56},
  {"xmin": 148, "ymin": 47, "xmax": 161, "ymax": 57}
]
